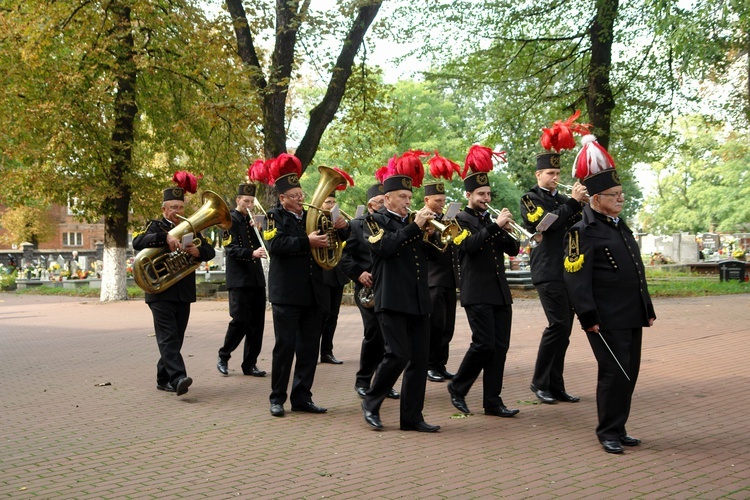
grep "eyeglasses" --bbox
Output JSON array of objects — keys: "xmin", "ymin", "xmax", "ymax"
[
  {"xmin": 281, "ymin": 192, "xmax": 305, "ymax": 201},
  {"xmin": 598, "ymin": 192, "xmax": 625, "ymax": 199}
]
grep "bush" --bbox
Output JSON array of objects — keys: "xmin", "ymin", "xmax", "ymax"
[{"xmin": 0, "ymin": 270, "xmax": 17, "ymax": 291}]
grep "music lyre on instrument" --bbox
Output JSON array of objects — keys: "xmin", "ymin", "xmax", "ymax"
[{"xmin": 486, "ymin": 205, "xmax": 543, "ymax": 248}]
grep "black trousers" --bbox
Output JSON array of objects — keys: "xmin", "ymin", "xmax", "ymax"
[
  {"xmin": 320, "ymin": 284, "xmax": 345, "ymax": 358},
  {"xmin": 364, "ymin": 311, "xmax": 429, "ymax": 426},
  {"xmin": 218, "ymin": 286, "xmax": 266, "ymax": 373},
  {"xmin": 353, "ymin": 282, "xmax": 384, "ymax": 389},
  {"xmin": 451, "ymin": 303, "xmax": 512, "ymax": 408},
  {"xmin": 531, "ymin": 280, "xmax": 574, "ymax": 393},
  {"xmin": 269, "ymin": 303, "xmax": 323, "ymax": 407},
  {"xmin": 428, "ymin": 285, "xmax": 457, "ymax": 372},
  {"xmin": 148, "ymin": 301, "xmax": 190, "ymax": 386},
  {"xmin": 586, "ymin": 327, "xmax": 642, "ymax": 441}
]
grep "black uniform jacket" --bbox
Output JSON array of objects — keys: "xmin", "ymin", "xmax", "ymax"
[
  {"xmin": 223, "ymin": 209, "xmax": 265, "ymax": 289},
  {"xmin": 132, "ymin": 217, "xmax": 216, "ymax": 303},
  {"xmin": 265, "ymin": 206, "xmax": 347, "ymax": 309},
  {"xmin": 563, "ymin": 205, "xmax": 656, "ymax": 331},
  {"xmin": 455, "ymin": 207, "xmax": 520, "ymax": 307},
  {"xmin": 520, "ymin": 186, "xmax": 583, "ymax": 285},
  {"xmin": 426, "ymin": 214, "xmax": 461, "ymax": 289},
  {"xmin": 368, "ymin": 208, "xmax": 440, "ymax": 315},
  {"xmin": 339, "ymin": 217, "xmax": 372, "ymax": 283}
]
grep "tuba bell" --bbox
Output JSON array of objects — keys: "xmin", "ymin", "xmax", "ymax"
[
  {"xmin": 304, "ymin": 166, "xmax": 351, "ymax": 270},
  {"xmin": 133, "ymin": 190, "xmax": 232, "ymax": 293}
]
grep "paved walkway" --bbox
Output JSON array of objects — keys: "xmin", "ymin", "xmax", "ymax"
[{"xmin": 1, "ymin": 292, "xmax": 749, "ymax": 499}]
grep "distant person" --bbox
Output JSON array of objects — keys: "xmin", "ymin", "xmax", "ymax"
[
  {"xmin": 133, "ymin": 173, "xmax": 215, "ymax": 396},
  {"xmin": 216, "ymin": 183, "xmax": 267, "ymax": 378}
]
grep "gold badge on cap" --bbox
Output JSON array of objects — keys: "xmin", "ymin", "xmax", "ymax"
[
  {"xmin": 401, "ymin": 178, "xmax": 412, "ymax": 189},
  {"xmin": 477, "ymin": 173, "xmax": 488, "ymax": 185},
  {"xmin": 289, "ymin": 174, "xmax": 299, "ymax": 184},
  {"xmin": 378, "ymin": 185, "xmax": 384, "ymax": 193},
  {"xmin": 436, "ymin": 183, "xmax": 445, "ymax": 193},
  {"xmin": 172, "ymin": 187, "xmax": 182, "ymax": 197},
  {"xmin": 242, "ymin": 185, "xmax": 253, "ymax": 195},
  {"xmin": 550, "ymin": 155, "xmax": 561, "ymax": 168},
  {"xmin": 611, "ymin": 171, "xmax": 620, "ymax": 184}
]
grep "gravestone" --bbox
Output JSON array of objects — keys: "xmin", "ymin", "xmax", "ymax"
[{"xmin": 718, "ymin": 260, "xmax": 746, "ymax": 282}]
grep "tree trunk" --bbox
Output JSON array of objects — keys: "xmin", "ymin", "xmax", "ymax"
[
  {"xmin": 100, "ymin": 1, "xmax": 137, "ymax": 302},
  {"xmin": 587, "ymin": 0, "xmax": 618, "ymax": 150}
]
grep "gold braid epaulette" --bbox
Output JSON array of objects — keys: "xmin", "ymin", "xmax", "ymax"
[
  {"xmin": 564, "ymin": 228, "xmax": 584, "ymax": 272},
  {"xmin": 522, "ymin": 195, "xmax": 544, "ymax": 223},
  {"xmin": 263, "ymin": 212, "xmax": 277, "ymax": 240},
  {"xmin": 365, "ymin": 216, "xmax": 384, "ymax": 244}
]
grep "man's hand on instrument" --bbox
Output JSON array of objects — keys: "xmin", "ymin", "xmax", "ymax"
[
  {"xmin": 167, "ymin": 234, "xmax": 181, "ymax": 252},
  {"xmin": 252, "ymin": 247, "xmax": 267, "ymax": 259},
  {"xmin": 572, "ymin": 182, "xmax": 589, "ymax": 204},
  {"xmin": 183, "ymin": 242, "xmax": 200, "ymax": 258},
  {"xmin": 333, "ymin": 215, "xmax": 347, "ymax": 229},
  {"xmin": 495, "ymin": 208, "xmax": 513, "ymax": 229},
  {"xmin": 414, "ymin": 207, "xmax": 434, "ymax": 229},
  {"xmin": 309, "ymin": 231, "xmax": 329, "ymax": 248},
  {"xmin": 358, "ymin": 271, "xmax": 373, "ymax": 287}
]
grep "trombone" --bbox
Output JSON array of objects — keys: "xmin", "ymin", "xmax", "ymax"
[
  {"xmin": 486, "ymin": 206, "xmax": 543, "ymax": 248},
  {"xmin": 248, "ymin": 199, "xmax": 270, "ymax": 260}
]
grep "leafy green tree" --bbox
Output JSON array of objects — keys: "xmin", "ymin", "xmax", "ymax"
[
  {"xmin": 0, "ymin": 1, "xmax": 260, "ymax": 300},
  {"xmin": 0, "ymin": 206, "xmax": 56, "ymax": 248}
]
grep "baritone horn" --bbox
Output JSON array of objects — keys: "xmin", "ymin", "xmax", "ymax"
[
  {"xmin": 486, "ymin": 205, "xmax": 543, "ymax": 248},
  {"xmin": 133, "ymin": 190, "xmax": 232, "ymax": 293},
  {"xmin": 304, "ymin": 165, "xmax": 351, "ymax": 270}
]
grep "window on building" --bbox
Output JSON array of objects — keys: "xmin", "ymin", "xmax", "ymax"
[
  {"xmin": 63, "ymin": 232, "xmax": 83, "ymax": 247},
  {"xmin": 67, "ymin": 197, "xmax": 82, "ymax": 216}
]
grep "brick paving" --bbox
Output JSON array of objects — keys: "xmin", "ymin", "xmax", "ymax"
[{"xmin": 0, "ymin": 291, "xmax": 749, "ymax": 499}]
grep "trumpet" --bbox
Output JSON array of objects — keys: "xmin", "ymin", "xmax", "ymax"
[
  {"xmin": 486, "ymin": 206, "xmax": 543, "ymax": 248},
  {"xmin": 409, "ymin": 208, "xmax": 462, "ymax": 251},
  {"xmin": 555, "ymin": 182, "xmax": 589, "ymax": 197}
]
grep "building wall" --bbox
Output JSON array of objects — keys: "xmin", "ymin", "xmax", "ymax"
[{"xmin": 0, "ymin": 203, "xmax": 105, "ymax": 252}]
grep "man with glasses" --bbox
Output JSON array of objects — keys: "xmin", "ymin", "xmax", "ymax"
[
  {"xmin": 264, "ymin": 171, "xmax": 348, "ymax": 417},
  {"xmin": 564, "ymin": 142, "xmax": 656, "ymax": 454}
]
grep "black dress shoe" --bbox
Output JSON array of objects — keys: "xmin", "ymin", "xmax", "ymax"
[
  {"xmin": 400, "ymin": 421, "xmax": 441, "ymax": 433},
  {"xmin": 291, "ymin": 401, "xmax": 328, "ymax": 413},
  {"xmin": 620, "ymin": 435, "xmax": 641, "ymax": 446},
  {"xmin": 386, "ymin": 388, "xmax": 400, "ymax": 399},
  {"xmin": 427, "ymin": 369, "xmax": 445, "ymax": 382},
  {"xmin": 175, "ymin": 376, "xmax": 192, "ymax": 396},
  {"xmin": 243, "ymin": 365, "xmax": 266, "ymax": 377},
  {"xmin": 156, "ymin": 381, "xmax": 175, "ymax": 392},
  {"xmin": 447, "ymin": 382, "xmax": 470, "ymax": 414},
  {"xmin": 270, "ymin": 403, "xmax": 285, "ymax": 417},
  {"xmin": 355, "ymin": 386, "xmax": 368, "ymax": 398},
  {"xmin": 601, "ymin": 440, "xmax": 624, "ymax": 454},
  {"xmin": 216, "ymin": 358, "xmax": 228, "ymax": 376},
  {"xmin": 362, "ymin": 401, "xmax": 383, "ymax": 429},
  {"xmin": 440, "ymin": 369, "xmax": 455, "ymax": 380},
  {"xmin": 320, "ymin": 354, "xmax": 343, "ymax": 364},
  {"xmin": 484, "ymin": 405, "xmax": 520, "ymax": 417},
  {"xmin": 530, "ymin": 383, "xmax": 556, "ymax": 404},
  {"xmin": 551, "ymin": 390, "xmax": 580, "ymax": 403}
]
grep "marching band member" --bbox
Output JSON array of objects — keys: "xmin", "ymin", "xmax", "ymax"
[
  {"xmin": 564, "ymin": 135, "xmax": 655, "ymax": 454},
  {"xmin": 339, "ymin": 183, "xmax": 400, "ymax": 400},
  {"xmin": 521, "ymin": 112, "xmax": 589, "ymax": 405},
  {"xmin": 361, "ymin": 152, "xmax": 442, "ymax": 432},
  {"xmin": 447, "ymin": 145, "xmax": 521, "ymax": 418},
  {"xmin": 216, "ymin": 181, "xmax": 267, "ymax": 378},
  {"xmin": 423, "ymin": 153, "xmax": 464, "ymax": 382},
  {"xmin": 133, "ymin": 171, "xmax": 216, "ymax": 396}
]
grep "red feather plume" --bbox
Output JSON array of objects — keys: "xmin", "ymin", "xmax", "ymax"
[
  {"xmin": 573, "ymin": 134, "xmax": 616, "ymax": 180},
  {"xmin": 540, "ymin": 110, "xmax": 591, "ymax": 152},
  {"xmin": 462, "ymin": 145, "xmax": 506, "ymax": 178},
  {"xmin": 247, "ymin": 159, "xmax": 269, "ymax": 184},
  {"xmin": 172, "ymin": 171, "xmax": 203, "ymax": 194},
  {"xmin": 428, "ymin": 152, "xmax": 462, "ymax": 181},
  {"xmin": 375, "ymin": 155, "xmax": 397, "ymax": 183},
  {"xmin": 267, "ymin": 153, "xmax": 302, "ymax": 185},
  {"xmin": 331, "ymin": 167, "xmax": 355, "ymax": 191},
  {"xmin": 394, "ymin": 150, "xmax": 428, "ymax": 187}
]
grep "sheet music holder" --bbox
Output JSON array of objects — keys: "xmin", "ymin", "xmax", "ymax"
[
  {"xmin": 535, "ymin": 212, "xmax": 558, "ymax": 233},
  {"xmin": 355, "ymin": 205, "xmax": 366, "ymax": 218},
  {"xmin": 443, "ymin": 202, "xmax": 461, "ymax": 220}
]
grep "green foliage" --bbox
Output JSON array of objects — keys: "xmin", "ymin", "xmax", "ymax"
[{"xmin": 639, "ymin": 116, "xmax": 750, "ymax": 233}]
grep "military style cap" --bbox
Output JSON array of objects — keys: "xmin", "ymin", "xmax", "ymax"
[
  {"xmin": 536, "ymin": 152, "xmax": 561, "ymax": 171},
  {"xmin": 423, "ymin": 182, "xmax": 445, "ymax": 196},
  {"xmin": 238, "ymin": 183, "xmax": 256, "ymax": 197},
  {"xmin": 383, "ymin": 175, "xmax": 413, "ymax": 194},
  {"xmin": 163, "ymin": 187, "xmax": 185, "ymax": 202},
  {"xmin": 463, "ymin": 172, "xmax": 490, "ymax": 192},
  {"xmin": 275, "ymin": 172, "xmax": 301, "ymax": 194},
  {"xmin": 583, "ymin": 170, "xmax": 622, "ymax": 196},
  {"xmin": 366, "ymin": 183, "xmax": 384, "ymax": 200}
]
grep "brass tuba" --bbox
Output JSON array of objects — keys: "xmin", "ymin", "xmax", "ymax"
[
  {"xmin": 304, "ymin": 166, "xmax": 351, "ymax": 270},
  {"xmin": 133, "ymin": 190, "xmax": 232, "ymax": 293}
]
